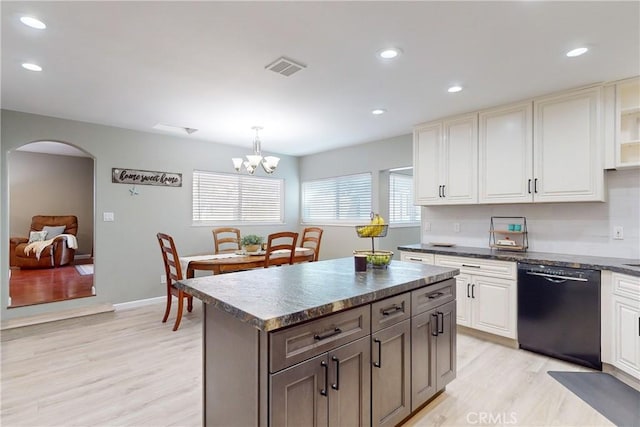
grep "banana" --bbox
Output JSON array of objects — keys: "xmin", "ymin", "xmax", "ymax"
[{"xmin": 371, "ymin": 214, "xmax": 385, "ymax": 236}]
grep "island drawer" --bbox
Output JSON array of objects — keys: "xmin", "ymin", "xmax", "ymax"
[
  {"xmin": 269, "ymin": 305, "xmax": 370, "ymax": 373},
  {"xmin": 371, "ymin": 293, "xmax": 411, "ymax": 332},
  {"xmin": 412, "ymin": 279, "xmax": 455, "ymax": 315}
]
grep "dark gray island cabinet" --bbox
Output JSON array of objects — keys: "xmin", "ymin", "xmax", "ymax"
[{"xmin": 176, "ymin": 258, "xmax": 459, "ymax": 427}]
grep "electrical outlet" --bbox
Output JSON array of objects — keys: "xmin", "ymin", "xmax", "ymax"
[
  {"xmin": 160, "ymin": 274, "xmax": 167, "ymax": 284},
  {"xmin": 613, "ymin": 226, "xmax": 624, "ymax": 240},
  {"xmin": 454, "ymin": 223, "xmax": 461, "ymax": 233},
  {"xmin": 424, "ymin": 222, "xmax": 431, "ymax": 232}
]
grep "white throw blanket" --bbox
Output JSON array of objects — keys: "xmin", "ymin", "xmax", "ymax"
[{"xmin": 23, "ymin": 234, "xmax": 79, "ymax": 260}]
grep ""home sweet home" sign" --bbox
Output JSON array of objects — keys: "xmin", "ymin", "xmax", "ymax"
[{"xmin": 112, "ymin": 168, "xmax": 182, "ymax": 187}]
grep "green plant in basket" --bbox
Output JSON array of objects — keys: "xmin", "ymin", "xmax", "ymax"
[{"xmin": 241, "ymin": 234, "xmax": 263, "ymax": 252}]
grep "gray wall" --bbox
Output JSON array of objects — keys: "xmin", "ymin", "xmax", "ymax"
[
  {"xmin": 420, "ymin": 168, "xmax": 640, "ymax": 259},
  {"xmin": 9, "ymin": 151, "xmax": 94, "ymax": 254},
  {"xmin": 1, "ymin": 109, "xmax": 300, "ymax": 320},
  {"xmin": 298, "ymin": 134, "xmax": 421, "ymax": 260}
]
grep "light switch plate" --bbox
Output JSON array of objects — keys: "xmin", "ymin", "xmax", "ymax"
[{"xmin": 103, "ymin": 212, "xmax": 115, "ymax": 222}]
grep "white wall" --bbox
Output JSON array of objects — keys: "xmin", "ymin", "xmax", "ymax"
[
  {"xmin": 1, "ymin": 109, "xmax": 300, "ymax": 320},
  {"xmin": 420, "ymin": 168, "xmax": 640, "ymax": 259},
  {"xmin": 299, "ymin": 134, "xmax": 421, "ymax": 260}
]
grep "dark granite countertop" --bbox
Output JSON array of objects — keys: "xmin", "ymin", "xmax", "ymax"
[
  {"xmin": 398, "ymin": 244, "xmax": 640, "ymax": 277},
  {"xmin": 175, "ymin": 257, "xmax": 458, "ymax": 332}
]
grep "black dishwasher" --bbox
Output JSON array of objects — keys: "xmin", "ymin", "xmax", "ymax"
[{"xmin": 517, "ymin": 263, "xmax": 601, "ymax": 370}]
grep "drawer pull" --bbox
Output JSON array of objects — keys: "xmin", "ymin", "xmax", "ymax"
[
  {"xmin": 314, "ymin": 327, "xmax": 342, "ymax": 341},
  {"xmin": 331, "ymin": 356, "xmax": 340, "ymax": 390},
  {"xmin": 462, "ymin": 264, "xmax": 481, "ymax": 269},
  {"xmin": 428, "ymin": 292, "xmax": 444, "ymax": 300},
  {"xmin": 382, "ymin": 305, "xmax": 403, "ymax": 316},
  {"xmin": 320, "ymin": 360, "xmax": 328, "ymax": 396},
  {"xmin": 373, "ymin": 338, "xmax": 382, "ymax": 368},
  {"xmin": 408, "ymin": 257, "xmax": 423, "ymax": 262}
]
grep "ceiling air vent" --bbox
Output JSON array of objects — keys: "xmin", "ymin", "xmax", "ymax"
[{"xmin": 265, "ymin": 56, "xmax": 306, "ymax": 77}]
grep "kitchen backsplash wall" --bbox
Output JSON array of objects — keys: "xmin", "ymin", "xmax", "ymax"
[{"xmin": 421, "ymin": 168, "xmax": 640, "ymax": 259}]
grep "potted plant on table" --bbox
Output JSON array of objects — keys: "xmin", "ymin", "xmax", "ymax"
[{"xmin": 241, "ymin": 234, "xmax": 263, "ymax": 253}]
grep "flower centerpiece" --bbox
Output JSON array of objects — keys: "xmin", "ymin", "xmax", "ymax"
[{"xmin": 240, "ymin": 234, "xmax": 263, "ymax": 253}]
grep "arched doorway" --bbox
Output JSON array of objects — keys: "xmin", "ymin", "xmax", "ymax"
[{"xmin": 7, "ymin": 141, "xmax": 96, "ymax": 307}]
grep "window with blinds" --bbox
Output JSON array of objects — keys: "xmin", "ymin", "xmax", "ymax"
[
  {"xmin": 192, "ymin": 170, "xmax": 283, "ymax": 224},
  {"xmin": 302, "ymin": 173, "xmax": 372, "ymax": 224},
  {"xmin": 389, "ymin": 172, "xmax": 421, "ymax": 224}
]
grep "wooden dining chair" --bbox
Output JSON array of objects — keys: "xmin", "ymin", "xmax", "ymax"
[
  {"xmin": 157, "ymin": 233, "xmax": 194, "ymax": 331},
  {"xmin": 212, "ymin": 227, "xmax": 241, "ymax": 254},
  {"xmin": 301, "ymin": 227, "xmax": 324, "ymax": 261},
  {"xmin": 264, "ymin": 231, "xmax": 299, "ymax": 268}
]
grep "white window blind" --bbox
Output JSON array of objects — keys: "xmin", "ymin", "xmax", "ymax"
[
  {"xmin": 302, "ymin": 173, "xmax": 372, "ymax": 223},
  {"xmin": 192, "ymin": 170, "xmax": 283, "ymax": 223},
  {"xmin": 389, "ymin": 172, "xmax": 421, "ymax": 224}
]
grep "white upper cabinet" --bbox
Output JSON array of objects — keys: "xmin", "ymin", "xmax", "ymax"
[
  {"xmin": 414, "ymin": 113, "xmax": 478, "ymax": 205},
  {"xmin": 479, "ymin": 102, "xmax": 534, "ymax": 204},
  {"xmin": 533, "ymin": 86, "xmax": 605, "ymax": 202},
  {"xmin": 616, "ymin": 77, "xmax": 640, "ymax": 168}
]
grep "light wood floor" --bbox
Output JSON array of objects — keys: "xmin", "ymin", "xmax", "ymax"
[{"xmin": 1, "ymin": 301, "xmax": 613, "ymax": 427}]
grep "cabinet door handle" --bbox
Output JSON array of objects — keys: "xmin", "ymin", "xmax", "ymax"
[
  {"xmin": 471, "ymin": 284, "xmax": 475, "ymax": 299},
  {"xmin": 428, "ymin": 292, "xmax": 443, "ymax": 300},
  {"xmin": 438, "ymin": 185, "xmax": 442, "ymax": 197},
  {"xmin": 331, "ymin": 356, "xmax": 340, "ymax": 390},
  {"xmin": 467, "ymin": 283, "xmax": 470, "ymax": 298},
  {"xmin": 320, "ymin": 360, "xmax": 328, "ymax": 396},
  {"xmin": 528, "ymin": 179, "xmax": 532, "ymax": 194},
  {"xmin": 314, "ymin": 327, "xmax": 342, "ymax": 341},
  {"xmin": 438, "ymin": 312, "xmax": 444, "ymax": 334},
  {"xmin": 534, "ymin": 178, "xmax": 538, "ymax": 193},
  {"xmin": 431, "ymin": 313, "xmax": 439, "ymax": 336},
  {"xmin": 382, "ymin": 305, "xmax": 403, "ymax": 316},
  {"xmin": 442, "ymin": 185, "xmax": 446, "ymax": 197},
  {"xmin": 373, "ymin": 338, "xmax": 382, "ymax": 368}
]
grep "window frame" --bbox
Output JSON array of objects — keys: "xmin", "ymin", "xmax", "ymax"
[{"xmin": 388, "ymin": 170, "xmax": 421, "ymax": 227}]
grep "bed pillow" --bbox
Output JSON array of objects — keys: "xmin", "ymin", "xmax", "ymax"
[
  {"xmin": 43, "ymin": 225, "xmax": 66, "ymax": 239},
  {"xmin": 28, "ymin": 230, "xmax": 48, "ymax": 243}
]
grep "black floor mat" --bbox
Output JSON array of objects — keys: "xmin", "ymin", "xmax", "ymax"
[{"xmin": 548, "ymin": 371, "xmax": 640, "ymax": 427}]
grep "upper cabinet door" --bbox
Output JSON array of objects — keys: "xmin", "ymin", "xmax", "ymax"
[
  {"xmin": 443, "ymin": 113, "xmax": 478, "ymax": 204},
  {"xmin": 533, "ymin": 86, "xmax": 605, "ymax": 202},
  {"xmin": 414, "ymin": 123, "xmax": 443, "ymax": 205},
  {"xmin": 479, "ymin": 102, "xmax": 533, "ymax": 204}
]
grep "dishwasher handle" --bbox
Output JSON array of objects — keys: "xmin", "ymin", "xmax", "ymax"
[{"xmin": 525, "ymin": 271, "xmax": 588, "ymax": 282}]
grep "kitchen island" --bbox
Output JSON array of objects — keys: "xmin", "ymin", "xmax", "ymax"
[{"xmin": 176, "ymin": 257, "xmax": 459, "ymax": 427}]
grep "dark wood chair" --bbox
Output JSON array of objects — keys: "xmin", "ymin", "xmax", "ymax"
[
  {"xmin": 212, "ymin": 227, "xmax": 241, "ymax": 254},
  {"xmin": 157, "ymin": 233, "xmax": 193, "ymax": 331},
  {"xmin": 300, "ymin": 227, "xmax": 324, "ymax": 262},
  {"xmin": 264, "ymin": 232, "xmax": 299, "ymax": 268}
]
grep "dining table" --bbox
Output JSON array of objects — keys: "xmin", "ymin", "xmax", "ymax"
[{"xmin": 180, "ymin": 247, "xmax": 315, "ymax": 279}]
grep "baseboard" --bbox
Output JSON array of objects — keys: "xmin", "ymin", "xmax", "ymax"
[
  {"xmin": 75, "ymin": 253, "xmax": 92, "ymax": 260},
  {"xmin": 603, "ymin": 363, "xmax": 640, "ymax": 391},
  {"xmin": 1, "ymin": 303, "xmax": 115, "ymax": 330},
  {"xmin": 113, "ymin": 296, "xmax": 165, "ymax": 311},
  {"xmin": 457, "ymin": 325, "xmax": 519, "ymax": 349}
]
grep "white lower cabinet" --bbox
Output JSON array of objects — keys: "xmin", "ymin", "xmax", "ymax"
[
  {"xmin": 400, "ymin": 251, "xmax": 434, "ymax": 265},
  {"xmin": 604, "ymin": 272, "xmax": 640, "ymax": 379},
  {"xmin": 435, "ymin": 255, "xmax": 517, "ymax": 339}
]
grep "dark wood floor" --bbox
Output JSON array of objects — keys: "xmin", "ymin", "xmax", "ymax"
[{"xmin": 9, "ymin": 264, "xmax": 94, "ymax": 308}]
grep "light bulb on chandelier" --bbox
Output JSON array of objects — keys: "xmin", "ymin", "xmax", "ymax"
[{"xmin": 232, "ymin": 126, "xmax": 280, "ymax": 175}]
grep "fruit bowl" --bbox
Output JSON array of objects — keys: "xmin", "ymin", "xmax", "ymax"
[
  {"xmin": 355, "ymin": 224, "xmax": 389, "ymax": 238},
  {"xmin": 353, "ymin": 250, "xmax": 394, "ymax": 268}
]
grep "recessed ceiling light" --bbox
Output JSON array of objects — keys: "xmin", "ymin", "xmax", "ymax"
[
  {"xmin": 378, "ymin": 48, "xmax": 402, "ymax": 59},
  {"xmin": 371, "ymin": 109, "xmax": 387, "ymax": 115},
  {"xmin": 566, "ymin": 47, "xmax": 589, "ymax": 57},
  {"xmin": 22, "ymin": 63, "xmax": 42, "ymax": 72},
  {"xmin": 20, "ymin": 16, "xmax": 46, "ymax": 29},
  {"xmin": 448, "ymin": 85, "xmax": 463, "ymax": 93}
]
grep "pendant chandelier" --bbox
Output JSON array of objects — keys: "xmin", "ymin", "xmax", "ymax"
[{"xmin": 232, "ymin": 126, "xmax": 280, "ymax": 175}]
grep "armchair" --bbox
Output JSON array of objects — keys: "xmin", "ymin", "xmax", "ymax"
[{"xmin": 10, "ymin": 215, "xmax": 78, "ymax": 269}]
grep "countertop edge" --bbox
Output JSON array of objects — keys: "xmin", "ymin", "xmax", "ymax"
[
  {"xmin": 176, "ymin": 267, "xmax": 459, "ymax": 332},
  {"xmin": 398, "ymin": 245, "xmax": 640, "ymax": 277}
]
